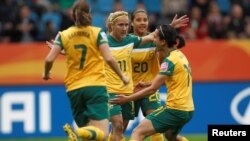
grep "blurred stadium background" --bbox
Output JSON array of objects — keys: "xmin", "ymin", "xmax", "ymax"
[{"xmin": 0, "ymin": 0, "xmax": 250, "ymax": 141}]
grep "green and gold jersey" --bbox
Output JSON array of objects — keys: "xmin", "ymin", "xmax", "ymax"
[
  {"xmin": 105, "ymin": 34, "xmax": 142, "ymax": 94},
  {"xmin": 159, "ymin": 49, "xmax": 194, "ymax": 111},
  {"xmin": 131, "ymin": 40, "xmax": 159, "ymax": 85},
  {"xmin": 54, "ymin": 26, "xmax": 108, "ymax": 92}
]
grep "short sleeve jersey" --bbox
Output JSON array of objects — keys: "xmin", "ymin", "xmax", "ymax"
[
  {"xmin": 159, "ymin": 49, "xmax": 194, "ymax": 111},
  {"xmin": 105, "ymin": 34, "xmax": 142, "ymax": 94},
  {"xmin": 54, "ymin": 26, "xmax": 108, "ymax": 92},
  {"xmin": 131, "ymin": 33, "xmax": 159, "ymax": 85}
]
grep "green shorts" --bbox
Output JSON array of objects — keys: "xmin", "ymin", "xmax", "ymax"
[
  {"xmin": 67, "ymin": 86, "xmax": 109, "ymax": 127},
  {"xmin": 109, "ymin": 93, "xmax": 135, "ymax": 120},
  {"xmin": 134, "ymin": 91, "xmax": 161, "ymax": 116},
  {"xmin": 146, "ymin": 106, "xmax": 194, "ymax": 135}
]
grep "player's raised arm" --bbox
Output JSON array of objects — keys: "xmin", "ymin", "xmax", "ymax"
[{"xmin": 170, "ymin": 14, "xmax": 189, "ymax": 29}]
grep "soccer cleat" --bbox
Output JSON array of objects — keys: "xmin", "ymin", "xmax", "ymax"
[
  {"xmin": 63, "ymin": 123, "xmax": 78, "ymax": 141},
  {"xmin": 76, "ymin": 126, "xmax": 104, "ymax": 141}
]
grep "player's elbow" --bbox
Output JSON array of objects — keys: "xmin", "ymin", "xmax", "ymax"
[
  {"xmin": 45, "ymin": 57, "xmax": 54, "ymax": 64},
  {"xmin": 149, "ymin": 87, "xmax": 158, "ymax": 94}
]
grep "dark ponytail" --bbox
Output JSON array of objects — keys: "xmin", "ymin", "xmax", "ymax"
[
  {"xmin": 176, "ymin": 35, "xmax": 185, "ymax": 48},
  {"xmin": 72, "ymin": 0, "xmax": 92, "ymax": 26},
  {"xmin": 157, "ymin": 25, "xmax": 186, "ymax": 49}
]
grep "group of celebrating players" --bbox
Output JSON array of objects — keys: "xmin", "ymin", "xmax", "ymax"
[{"xmin": 43, "ymin": 0, "xmax": 194, "ymax": 141}]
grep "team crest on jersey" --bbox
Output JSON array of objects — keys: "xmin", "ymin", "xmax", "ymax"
[
  {"xmin": 149, "ymin": 51, "xmax": 154, "ymax": 59},
  {"xmin": 160, "ymin": 62, "xmax": 168, "ymax": 71}
]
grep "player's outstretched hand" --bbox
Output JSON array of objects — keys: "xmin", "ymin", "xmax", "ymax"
[
  {"xmin": 42, "ymin": 72, "xmax": 51, "ymax": 80},
  {"xmin": 110, "ymin": 95, "xmax": 129, "ymax": 105},
  {"xmin": 46, "ymin": 40, "xmax": 65, "ymax": 55},
  {"xmin": 46, "ymin": 40, "xmax": 53, "ymax": 49},
  {"xmin": 170, "ymin": 14, "xmax": 189, "ymax": 29}
]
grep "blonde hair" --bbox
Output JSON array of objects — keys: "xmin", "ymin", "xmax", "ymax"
[{"xmin": 106, "ymin": 11, "xmax": 128, "ymax": 33}]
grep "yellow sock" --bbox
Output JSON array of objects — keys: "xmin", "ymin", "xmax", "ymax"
[
  {"xmin": 150, "ymin": 133, "xmax": 164, "ymax": 141},
  {"xmin": 76, "ymin": 126, "xmax": 104, "ymax": 141},
  {"xmin": 120, "ymin": 136, "xmax": 125, "ymax": 141},
  {"xmin": 108, "ymin": 133, "xmax": 112, "ymax": 141},
  {"xmin": 181, "ymin": 136, "xmax": 188, "ymax": 141}
]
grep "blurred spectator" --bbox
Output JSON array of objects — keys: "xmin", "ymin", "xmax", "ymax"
[
  {"xmin": 136, "ymin": 2, "xmax": 146, "ymax": 9},
  {"xmin": 0, "ymin": 0, "xmax": 19, "ymax": 42},
  {"xmin": 207, "ymin": 1, "xmax": 225, "ymax": 39},
  {"xmin": 40, "ymin": 20, "xmax": 57, "ymax": 41},
  {"xmin": 13, "ymin": 5, "xmax": 38, "ymax": 42},
  {"xmin": 1, "ymin": 0, "xmax": 250, "ymax": 42},
  {"xmin": 191, "ymin": 0, "xmax": 210, "ymax": 17},
  {"xmin": 36, "ymin": 0, "xmax": 51, "ymax": 10},
  {"xmin": 113, "ymin": 0, "xmax": 124, "ymax": 12},
  {"xmin": 162, "ymin": 0, "xmax": 188, "ymax": 18},
  {"xmin": 245, "ymin": 17, "xmax": 250, "ymax": 38},
  {"xmin": 39, "ymin": 3, "xmax": 61, "ymax": 40},
  {"xmin": 241, "ymin": 0, "xmax": 250, "ymax": 18},
  {"xmin": 185, "ymin": 6, "xmax": 208, "ymax": 40},
  {"xmin": 226, "ymin": 4, "xmax": 246, "ymax": 38},
  {"xmin": 60, "ymin": 8, "xmax": 74, "ymax": 31}
]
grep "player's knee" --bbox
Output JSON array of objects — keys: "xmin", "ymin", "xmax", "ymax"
[
  {"xmin": 112, "ymin": 121, "xmax": 124, "ymax": 133},
  {"xmin": 113, "ymin": 124, "xmax": 124, "ymax": 133},
  {"xmin": 132, "ymin": 127, "xmax": 146, "ymax": 139}
]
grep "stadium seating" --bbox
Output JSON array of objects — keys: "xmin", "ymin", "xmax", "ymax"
[
  {"xmin": 121, "ymin": 0, "xmax": 137, "ymax": 12},
  {"xmin": 92, "ymin": 12, "xmax": 107, "ymax": 29},
  {"xmin": 142, "ymin": 0, "xmax": 160, "ymax": 13},
  {"xmin": 216, "ymin": 0, "xmax": 231, "ymax": 14},
  {"xmin": 40, "ymin": 12, "xmax": 62, "ymax": 32},
  {"xmin": 95, "ymin": 0, "xmax": 114, "ymax": 13}
]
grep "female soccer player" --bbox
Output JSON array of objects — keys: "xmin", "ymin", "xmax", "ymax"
[
  {"xmin": 106, "ymin": 11, "xmax": 189, "ymax": 141},
  {"xmin": 43, "ymin": 1, "xmax": 128, "ymax": 141},
  {"xmin": 105, "ymin": 11, "xmax": 155, "ymax": 141},
  {"xmin": 129, "ymin": 9, "xmax": 189, "ymax": 141},
  {"xmin": 130, "ymin": 9, "xmax": 163, "ymax": 141},
  {"xmin": 111, "ymin": 25, "xmax": 194, "ymax": 141}
]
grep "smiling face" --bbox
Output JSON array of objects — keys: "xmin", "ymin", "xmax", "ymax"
[
  {"xmin": 153, "ymin": 29, "xmax": 166, "ymax": 50},
  {"xmin": 131, "ymin": 11, "xmax": 148, "ymax": 36}
]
